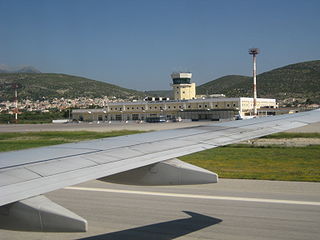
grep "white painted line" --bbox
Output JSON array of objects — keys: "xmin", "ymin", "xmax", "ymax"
[{"xmin": 64, "ymin": 186, "xmax": 320, "ymax": 206}]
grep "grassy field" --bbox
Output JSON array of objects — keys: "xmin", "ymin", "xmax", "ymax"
[
  {"xmin": 180, "ymin": 145, "xmax": 320, "ymax": 182},
  {"xmin": 0, "ymin": 131, "xmax": 319, "ymax": 182},
  {"xmin": 0, "ymin": 131, "xmax": 142, "ymax": 152},
  {"xmin": 261, "ymin": 132, "xmax": 320, "ymax": 139}
]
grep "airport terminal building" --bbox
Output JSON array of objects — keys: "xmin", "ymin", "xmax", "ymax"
[
  {"xmin": 72, "ymin": 97, "xmax": 276, "ymax": 122},
  {"xmin": 72, "ymin": 73, "xmax": 277, "ymax": 122}
]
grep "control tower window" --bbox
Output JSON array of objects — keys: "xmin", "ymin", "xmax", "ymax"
[{"xmin": 172, "ymin": 78, "xmax": 191, "ymax": 84}]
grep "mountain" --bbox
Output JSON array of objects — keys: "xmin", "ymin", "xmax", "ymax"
[
  {"xmin": 145, "ymin": 90, "xmax": 172, "ymax": 98},
  {"xmin": 197, "ymin": 60, "xmax": 320, "ymax": 103},
  {"xmin": 0, "ymin": 64, "xmax": 12, "ymax": 73},
  {"xmin": 0, "ymin": 73, "xmax": 145, "ymax": 101},
  {"xmin": 197, "ymin": 75, "xmax": 251, "ymax": 96},
  {"xmin": 0, "ymin": 65, "xmax": 41, "ymax": 73},
  {"xmin": 16, "ymin": 66, "xmax": 41, "ymax": 73}
]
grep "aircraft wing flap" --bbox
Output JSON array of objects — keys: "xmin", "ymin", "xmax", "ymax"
[
  {"xmin": 0, "ymin": 168, "xmax": 40, "ymax": 186},
  {"xmin": 129, "ymin": 138, "xmax": 201, "ymax": 154},
  {"xmin": 25, "ymin": 157, "xmax": 98, "ymax": 177},
  {"xmin": 0, "ymin": 147, "xmax": 101, "ymax": 169}
]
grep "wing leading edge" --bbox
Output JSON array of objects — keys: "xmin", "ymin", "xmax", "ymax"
[{"xmin": 0, "ymin": 109, "xmax": 319, "ymax": 231}]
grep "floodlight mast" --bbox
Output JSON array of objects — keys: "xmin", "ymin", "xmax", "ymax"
[{"xmin": 249, "ymin": 48, "xmax": 260, "ymax": 116}]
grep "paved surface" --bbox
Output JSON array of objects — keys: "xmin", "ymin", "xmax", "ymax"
[
  {"xmin": 1, "ymin": 179, "xmax": 319, "ymax": 240},
  {"xmin": 0, "ymin": 121, "xmax": 213, "ymax": 133},
  {"xmin": 284, "ymin": 122, "xmax": 320, "ymax": 133},
  {"xmin": 0, "ymin": 120, "xmax": 319, "ymax": 133}
]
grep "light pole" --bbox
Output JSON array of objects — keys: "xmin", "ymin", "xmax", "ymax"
[
  {"xmin": 249, "ymin": 48, "xmax": 260, "ymax": 116},
  {"xmin": 12, "ymin": 83, "xmax": 19, "ymax": 123}
]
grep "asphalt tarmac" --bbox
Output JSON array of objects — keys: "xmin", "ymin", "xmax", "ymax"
[
  {"xmin": 0, "ymin": 121, "xmax": 211, "ymax": 132},
  {"xmin": 1, "ymin": 179, "xmax": 319, "ymax": 240},
  {"xmin": 1, "ymin": 120, "xmax": 319, "ymax": 133}
]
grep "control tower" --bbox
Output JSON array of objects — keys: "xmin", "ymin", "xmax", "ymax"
[{"xmin": 171, "ymin": 72, "xmax": 196, "ymax": 100}]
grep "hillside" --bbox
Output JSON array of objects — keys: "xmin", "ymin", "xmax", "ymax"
[
  {"xmin": 0, "ymin": 65, "xmax": 41, "ymax": 73},
  {"xmin": 197, "ymin": 75, "xmax": 251, "ymax": 96},
  {"xmin": 145, "ymin": 90, "xmax": 172, "ymax": 98},
  {"xmin": 197, "ymin": 60, "xmax": 320, "ymax": 103},
  {"xmin": 0, "ymin": 73, "xmax": 145, "ymax": 101}
]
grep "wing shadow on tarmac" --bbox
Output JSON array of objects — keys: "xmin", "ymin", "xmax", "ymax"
[{"xmin": 78, "ymin": 211, "xmax": 222, "ymax": 240}]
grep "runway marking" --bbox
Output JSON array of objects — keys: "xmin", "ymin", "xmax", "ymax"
[{"xmin": 64, "ymin": 186, "xmax": 320, "ymax": 206}]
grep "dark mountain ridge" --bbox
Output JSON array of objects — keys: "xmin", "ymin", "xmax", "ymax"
[
  {"xmin": 0, "ymin": 73, "xmax": 144, "ymax": 101},
  {"xmin": 197, "ymin": 60, "xmax": 320, "ymax": 103}
]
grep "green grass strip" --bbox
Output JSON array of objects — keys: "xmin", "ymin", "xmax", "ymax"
[
  {"xmin": 180, "ymin": 145, "xmax": 320, "ymax": 182},
  {"xmin": 0, "ymin": 130, "xmax": 142, "ymax": 152},
  {"xmin": 261, "ymin": 132, "xmax": 320, "ymax": 139}
]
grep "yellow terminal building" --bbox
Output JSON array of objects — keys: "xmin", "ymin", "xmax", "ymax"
[{"xmin": 72, "ymin": 72, "xmax": 277, "ymax": 122}]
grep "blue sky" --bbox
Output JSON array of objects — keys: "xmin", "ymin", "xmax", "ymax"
[{"xmin": 1, "ymin": 0, "xmax": 320, "ymax": 90}]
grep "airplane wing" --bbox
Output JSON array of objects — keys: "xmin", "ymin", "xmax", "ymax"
[{"xmin": 0, "ymin": 109, "xmax": 319, "ymax": 232}]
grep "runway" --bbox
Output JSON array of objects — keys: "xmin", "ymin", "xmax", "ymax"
[
  {"xmin": 1, "ymin": 120, "xmax": 319, "ymax": 133},
  {"xmin": 0, "ymin": 121, "xmax": 211, "ymax": 133},
  {"xmin": 1, "ymin": 179, "xmax": 319, "ymax": 240}
]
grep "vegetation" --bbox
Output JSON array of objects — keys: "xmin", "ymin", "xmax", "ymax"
[
  {"xmin": 197, "ymin": 60, "xmax": 320, "ymax": 103},
  {"xmin": 197, "ymin": 75, "xmax": 251, "ymax": 96},
  {"xmin": 181, "ymin": 145, "xmax": 320, "ymax": 182},
  {"xmin": 0, "ymin": 131, "xmax": 142, "ymax": 152},
  {"xmin": 180, "ymin": 133, "xmax": 320, "ymax": 182},
  {"xmin": 0, "ymin": 110, "xmax": 70, "ymax": 124},
  {"xmin": 0, "ymin": 73, "xmax": 145, "ymax": 101},
  {"xmin": 261, "ymin": 132, "xmax": 320, "ymax": 139},
  {"xmin": 144, "ymin": 90, "xmax": 172, "ymax": 98}
]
